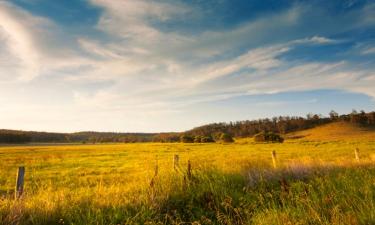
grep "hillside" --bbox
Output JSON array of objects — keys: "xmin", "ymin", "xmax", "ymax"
[
  {"xmin": 1, "ymin": 110, "xmax": 374, "ymax": 143},
  {"xmin": 286, "ymin": 121, "xmax": 375, "ymax": 141}
]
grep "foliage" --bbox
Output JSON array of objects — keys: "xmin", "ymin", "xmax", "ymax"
[
  {"xmin": 0, "ymin": 130, "xmax": 31, "ymax": 143},
  {"xmin": 187, "ymin": 110, "xmax": 375, "ymax": 139},
  {"xmin": 180, "ymin": 135, "xmax": 194, "ymax": 143},
  {"xmin": 200, "ymin": 136, "xmax": 215, "ymax": 143},
  {"xmin": 254, "ymin": 131, "xmax": 284, "ymax": 143},
  {"xmin": 0, "ymin": 110, "xmax": 374, "ymax": 144},
  {"xmin": 194, "ymin": 136, "xmax": 202, "ymax": 143},
  {"xmin": 219, "ymin": 133, "xmax": 234, "ymax": 143}
]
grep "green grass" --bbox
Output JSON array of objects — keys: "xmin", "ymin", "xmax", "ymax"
[{"xmin": 0, "ymin": 140, "xmax": 374, "ymax": 224}]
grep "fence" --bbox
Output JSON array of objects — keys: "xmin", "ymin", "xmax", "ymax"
[{"xmin": 11, "ymin": 147, "xmax": 364, "ymax": 199}]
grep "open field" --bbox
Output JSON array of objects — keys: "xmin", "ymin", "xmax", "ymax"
[{"xmin": 1, "ymin": 135, "xmax": 375, "ymax": 225}]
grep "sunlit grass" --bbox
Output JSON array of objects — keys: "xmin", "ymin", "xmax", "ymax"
[{"xmin": 0, "ymin": 140, "xmax": 374, "ymax": 224}]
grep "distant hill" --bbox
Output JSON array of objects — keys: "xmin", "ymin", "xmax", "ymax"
[
  {"xmin": 286, "ymin": 121, "xmax": 375, "ymax": 141},
  {"xmin": 1, "ymin": 110, "xmax": 374, "ymax": 143},
  {"xmin": 0, "ymin": 129, "xmax": 157, "ymax": 144}
]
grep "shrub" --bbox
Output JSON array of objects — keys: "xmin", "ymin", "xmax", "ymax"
[
  {"xmin": 180, "ymin": 135, "xmax": 194, "ymax": 143},
  {"xmin": 201, "ymin": 136, "xmax": 215, "ymax": 143},
  {"xmin": 194, "ymin": 136, "xmax": 202, "ymax": 143},
  {"xmin": 254, "ymin": 132, "xmax": 266, "ymax": 142},
  {"xmin": 220, "ymin": 133, "xmax": 234, "ymax": 143},
  {"xmin": 254, "ymin": 131, "xmax": 284, "ymax": 143}
]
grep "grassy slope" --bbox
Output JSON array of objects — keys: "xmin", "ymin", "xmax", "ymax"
[
  {"xmin": 286, "ymin": 121, "xmax": 375, "ymax": 141},
  {"xmin": 0, "ymin": 124, "xmax": 374, "ymax": 224}
]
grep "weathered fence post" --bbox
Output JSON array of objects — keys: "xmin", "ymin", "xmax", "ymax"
[
  {"xmin": 173, "ymin": 154, "xmax": 179, "ymax": 170},
  {"xmin": 150, "ymin": 160, "xmax": 158, "ymax": 188},
  {"xmin": 15, "ymin": 167, "xmax": 25, "ymax": 199},
  {"xmin": 354, "ymin": 148, "xmax": 360, "ymax": 162},
  {"xmin": 154, "ymin": 160, "xmax": 159, "ymax": 177},
  {"xmin": 272, "ymin": 150, "xmax": 277, "ymax": 169},
  {"xmin": 187, "ymin": 160, "xmax": 192, "ymax": 179}
]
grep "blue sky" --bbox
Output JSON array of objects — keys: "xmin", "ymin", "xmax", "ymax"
[{"xmin": 0, "ymin": 0, "xmax": 374, "ymax": 132}]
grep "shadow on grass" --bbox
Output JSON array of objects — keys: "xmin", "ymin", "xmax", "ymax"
[
  {"xmin": 1, "ymin": 161, "xmax": 374, "ymax": 225},
  {"xmin": 155, "ymin": 161, "xmax": 375, "ymax": 225}
]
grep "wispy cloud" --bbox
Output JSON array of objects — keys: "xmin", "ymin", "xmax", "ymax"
[
  {"xmin": 0, "ymin": 0, "xmax": 374, "ymax": 132},
  {"xmin": 0, "ymin": 2, "xmax": 46, "ymax": 81},
  {"xmin": 361, "ymin": 47, "xmax": 375, "ymax": 55}
]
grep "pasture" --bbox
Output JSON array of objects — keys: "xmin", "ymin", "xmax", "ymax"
[{"xmin": 0, "ymin": 140, "xmax": 374, "ymax": 224}]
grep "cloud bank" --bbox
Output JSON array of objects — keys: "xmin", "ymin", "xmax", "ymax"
[{"xmin": 0, "ymin": 0, "xmax": 374, "ymax": 132}]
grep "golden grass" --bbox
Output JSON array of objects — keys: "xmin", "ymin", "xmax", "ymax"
[
  {"xmin": 0, "ymin": 132, "xmax": 374, "ymax": 224},
  {"xmin": 286, "ymin": 121, "xmax": 375, "ymax": 141}
]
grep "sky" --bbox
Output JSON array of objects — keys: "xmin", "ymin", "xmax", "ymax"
[{"xmin": 0, "ymin": 0, "xmax": 374, "ymax": 133}]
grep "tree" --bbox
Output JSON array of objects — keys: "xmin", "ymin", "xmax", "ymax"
[
  {"xmin": 180, "ymin": 135, "xmax": 194, "ymax": 143},
  {"xmin": 350, "ymin": 109, "xmax": 359, "ymax": 123},
  {"xmin": 201, "ymin": 136, "xmax": 215, "ymax": 143},
  {"xmin": 194, "ymin": 136, "xmax": 202, "ymax": 143},
  {"xmin": 220, "ymin": 133, "xmax": 234, "ymax": 143},
  {"xmin": 254, "ymin": 132, "xmax": 266, "ymax": 142},
  {"xmin": 329, "ymin": 110, "xmax": 339, "ymax": 120},
  {"xmin": 254, "ymin": 132, "xmax": 284, "ymax": 143}
]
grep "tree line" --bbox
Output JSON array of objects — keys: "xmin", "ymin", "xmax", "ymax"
[{"xmin": 0, "ymin": 110, "xmax": 374, "ymax": 144}]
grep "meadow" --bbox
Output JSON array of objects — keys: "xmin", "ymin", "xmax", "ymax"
[{"xmin": 0, "ymin": 138, "xmax": 374, "ymax": 224}]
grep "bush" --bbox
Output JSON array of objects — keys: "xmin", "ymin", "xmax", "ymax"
[
  {"xmin": 254, "ymin": 132, "xmax": 284, "ymax": 143},
  {"xmin": 194, "ymin": 136, "xmax": 202, "ymax": 143},
  {"xmin": 220, "ymin": 133, "xmax": 234, "ymax": 143},
  {"xmin": 200, "ymin": 136, "xmax": 215, "ymax": 143},
  {"xmin": 192, "ymin": 136, "xmax": 215, "ymax": 143},
  {"xmin": 180, "ymin": 135, "xmax": 194, "ymax": 143}
]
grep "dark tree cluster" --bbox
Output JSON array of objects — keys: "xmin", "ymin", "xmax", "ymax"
[
  {"xmin": 185, "ymin": 114, "xmax": 329, "ymax": 138},
  {"xmin": 71, "ymin": 132, "xmax": 154, "ymax": 143},
  {"xmin": 345, "ymin": 110, "xmax": 375, "ymax": 125},
  {"xmin": 0, "ymin": 130, "xmax": 31, "ymax": 143},
  {"xmin": 0, "ymin": 130, "xmax": 155, "ymax": 144},
  {"xmin": 254, "ymin": 132, "xmax": 284, "ymax": 143},
  {"xmin": 152, "ymin": 133, "xmax": 180, "ymax": 143},
  {"xmin": 185, "ymin": 110, "xmax": 375, "ymax": 140},
  {"xmin": 0, "ymin": 110, "xmax": 374, "ymax": 144},
  {"xmin": 179, "ymin": 135, "xmax": 215, "ymax": 143}
]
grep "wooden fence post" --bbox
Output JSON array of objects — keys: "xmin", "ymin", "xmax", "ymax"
[
  {"xmin": 173, "ymin": 154, "xmax": 179, "ymax": 170},
  {"xmin": 354, "ymin": 148, "xmax": 360, "ymax": 162},
  {"xmin": 15, "ymin": 167, "xmax": 25, "ymax": 199},
  {"xmin": 272, "ymin": 151, "xmax": 277, "ymax": 168},
  {"xmin": 154, "ymin": 160, "xmax": 159, "ymax": 177},
  {"xmin": 187, "ymin": 160, "xmax": 192, "ymax": 179},
  {"xmin": 150, "ymin": 160, "xmax": 158, "ymax": 188}
]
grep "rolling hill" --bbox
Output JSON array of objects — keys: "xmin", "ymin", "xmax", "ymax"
[{"xmin": 286, "ymin": 121, "xmax": 375, "ymax": 141}]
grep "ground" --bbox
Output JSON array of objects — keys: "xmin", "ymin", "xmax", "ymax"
[{"xmin": 0, "ymin": 122, "xmax": 374, "ymax": 224}]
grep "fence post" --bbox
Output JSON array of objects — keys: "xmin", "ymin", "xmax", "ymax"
[
  {"xmin": 154, "ymin": 160, "xmax": 159, "ymax": 177},
  {"xmin": 354, "ymin": 148, "xmax": 360, "ymax": 162},
  {"xmin": 150, "ymin": 160, "xmax": 158, "ymax": 188},
  {"xmin": 187, "ymin": 160, "xmax": 192, "ymax": 179},
  {"xmin": 272, "ymin": 151, "xmax": 277, "ymax": 168},
  {"xmin": 173, "ymin": 154, "xmax": 179, "ymax": 170},
  {"xmin": 15, "ymin": 167, "xmax": 25, "ymax": 199}
]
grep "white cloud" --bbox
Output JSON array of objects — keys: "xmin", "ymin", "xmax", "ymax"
[
  {"xmin": 361, "ymin": 47, "xmax": 375, "ymax": 55},
  {"xmin": 0, "ymin": 1, "xmax": 374, "ymax": 132},
  {"xmin": 0, "ymin": 2, "xmax": 45, "ymax": 81},
  {"xmin": 0, "ymin": 2, "xmax": 96, "ymax": 82},
  {"xmin": 309, "ymin": 36, "xmax": 335, "ymax": 44}
]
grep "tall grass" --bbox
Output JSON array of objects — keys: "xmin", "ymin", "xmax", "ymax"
[{"xmin": 0, "ymin": 141, "xmax": 374, "ymax": 224}]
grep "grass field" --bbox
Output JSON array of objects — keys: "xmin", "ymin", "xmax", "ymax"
[{"xmin": 1, "ymin": 124, "xmax": 375, "ymax": 224}]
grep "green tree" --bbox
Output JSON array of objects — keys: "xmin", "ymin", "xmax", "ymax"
[
  {"xmin": 194, "ymin": 136, "xmax": 202, "ymax": 143},
  {"xmin": 180, "ymin": 135, "xmax": 194, "ymax": 143},
  {"xmin": 220, "ymin": 133, "xmax": 234, "ymax": 143},
  {"xmin": 201, "ymin": 136, "xmax": 215, "ymax": 143}
]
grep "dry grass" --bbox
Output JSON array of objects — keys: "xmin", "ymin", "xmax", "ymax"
[
  {"xmin": 286, "ymin": 121, "xmax": 375, "ymax": 141},
  {"xmin": 0, "ymin": 132, "xmax": 374, "ymax": 224}
]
